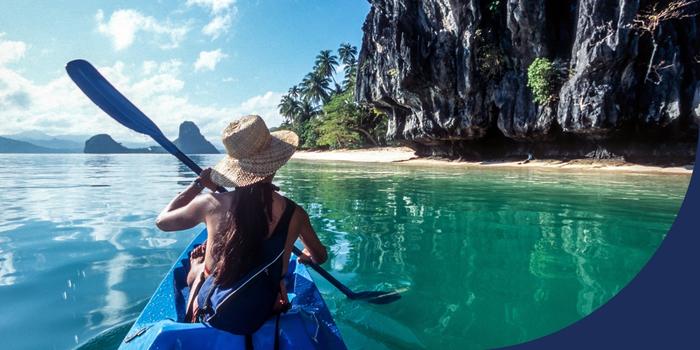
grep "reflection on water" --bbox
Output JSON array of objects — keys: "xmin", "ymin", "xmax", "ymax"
[
  {"xmin": 0, "ymin": 154, "xmax": 690, "ymax": 349},
  {"xmin": 0, "ymin": 251, "xmax": 17, "ymax": 286}
]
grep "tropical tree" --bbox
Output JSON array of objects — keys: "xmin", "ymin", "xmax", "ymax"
[
  {"xmin": 278, "ymin": 41, "xmax": 388, "ymax": 150},
  {"xmin": 301, "ymin": 71, "xmax": 331, "ymax": 105},
  {"xmin": 297, "ymin": 100, "xmax": 322, "ymax": 148},
  {"xmin": 343, "ymin": 57, "xmax": 358, "ymax": 91},
  {"xmin": 298, "ymin": 99, "xmax": 321, "ymax": 123},
  {"xmin": 278, "ymin": 94, "xmax": 301, "ymax": 123},
  {"xmin": 288, "ymin": 85, "xmax": 302, "ymax": 99},
  {"xmin": 314, "ymin": 49, "xmax": 339, "ymax": 85},
  {"xmin": 331, "ymin": 83, "xmax": 344, "ymax": 96},
  {"xmin": 318, "ymin": 89, "xmax": 384, "ymax": 147},
  {"xmin": 338, "ymin": 43, "xmax": 358, "ymax": 65}
]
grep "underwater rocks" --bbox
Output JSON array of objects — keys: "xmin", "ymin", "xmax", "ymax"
[{"xmin": 356, "ymin": 0, "xmax": 700, "ymax": 162}]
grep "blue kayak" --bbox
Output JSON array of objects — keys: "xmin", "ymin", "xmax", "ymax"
[{"xmin": 119, "ymin": 229, "xmax": 346, "ymax": 349}]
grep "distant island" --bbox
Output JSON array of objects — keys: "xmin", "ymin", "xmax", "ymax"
[
  {"xmin": 84, "ymin": 121, "xmax": 219, "ymax": 154},
  {"xmin": 173, "ymin": 121, "xmax": 219, "ymax": 154},
  {"xmin": 83, "ymin": 134, "xmax": 165, "ymax": 154},
  {"xmin": 2, "ymin": 121, "xmax": 221, "ymax": 154}
]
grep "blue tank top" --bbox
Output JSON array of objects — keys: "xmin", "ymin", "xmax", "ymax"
[{"xmin": 195, "ymin": 196, "xmax": 296, "ymax": 335}]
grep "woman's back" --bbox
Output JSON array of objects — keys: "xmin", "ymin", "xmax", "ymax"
[{"xmin": 203, "ymin": 190, "xmax": 300, "ymax": 285}]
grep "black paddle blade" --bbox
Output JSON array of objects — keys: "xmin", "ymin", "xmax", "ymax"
[{"xmin": 352, "ymin": 290, "xmax": 402, "ymax": 304}]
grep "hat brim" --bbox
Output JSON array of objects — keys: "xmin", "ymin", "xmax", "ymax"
[{"xmin": 211, "ymin": 130, "xmax": 298, "ymax": 187}]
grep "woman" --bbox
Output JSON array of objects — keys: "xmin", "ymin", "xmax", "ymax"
[{"xmin": 155, "ymin": 115, "xmax": 328, "ymax": 332}]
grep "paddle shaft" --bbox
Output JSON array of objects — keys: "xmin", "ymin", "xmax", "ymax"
[
  {"xmin": 299, "ymin": 254, "xmax": 356, "ymax": 298},
  {"xmin": 166, "ymin": 146, "xmax": 227, "ymax": 193}
]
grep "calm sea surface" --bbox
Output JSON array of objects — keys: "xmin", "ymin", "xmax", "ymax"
[{"xmin": 0, "ymin": 154, "xmax": 690, "ymax": 349}]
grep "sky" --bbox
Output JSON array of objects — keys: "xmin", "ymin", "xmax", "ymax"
[{"xmin": 0, "ymin": 0, "xmax": 370, "ymax": 143}]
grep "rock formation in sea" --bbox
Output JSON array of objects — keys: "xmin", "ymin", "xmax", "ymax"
[
  {"xmin": 83, "ymin": 134, "xmax": 165, "ymax": 153},
  {"xmin": 173, "ymin": 121, "xmax": 219, "ymax": 154},
  {"xmin": 84, "ymin": 134, "xmax": 132, "ymax": 153},
  {"xmin": 356, "ymin": 0, "xmax": 700, "ymax": 163}
]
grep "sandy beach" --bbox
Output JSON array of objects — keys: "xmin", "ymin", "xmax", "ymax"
[{"xmin": 293, "ymin": 147, "xmax": 694, "ymax": 175}]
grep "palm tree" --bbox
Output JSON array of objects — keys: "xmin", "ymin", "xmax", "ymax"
[
  {"xmin": 332, "ymin": 83, "xmax": 344, "ymax": 96},
  {"xmin": 301, "ymin": 71, "xmax": 331, "ymax": 105},
  {"xmin": 278, "ymin": 94, "xmax": 301, "ymax": 124},
  {"xmin": 288, "ymin": 85, "xmax": 302, "ymax": 99},
  {"xmin": 314, "ymin": 49, "xmax": 339, "ymax": 85},
  {"xmin": 338, "ymin": 43, "xmax": 358, "ymax": 65},
  {"xmin": 343, "ymin": 56, "xmax": 358, "ymax": 91},
  {"xmin": 298, "ymin": 100, "xmax": 320, "ymax": 123}
]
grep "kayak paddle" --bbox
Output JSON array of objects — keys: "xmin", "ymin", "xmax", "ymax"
[{"xmin": 65, "ymin": 59, "xmax": 401, "ymax": 305}]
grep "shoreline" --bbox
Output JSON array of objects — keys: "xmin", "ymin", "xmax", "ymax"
[{"xmin": 292, "ymin": 147, "xmax": 694, "ymax": 175}]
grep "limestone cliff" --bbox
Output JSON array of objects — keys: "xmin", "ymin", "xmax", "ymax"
[
  {"xmin": 173, "ymin": 121, "xmax": 219, "ymax": 154},
  {"xmin": 356, "ymin": 0, "xmax": 700, "ymax": 163}
]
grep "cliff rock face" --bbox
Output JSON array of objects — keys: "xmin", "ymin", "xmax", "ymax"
[
  {"xmin": 173, "ymin": 121, "xmax": 219, "ymax": 154},
  {"xmin": 84, "ymin": 134, "xmax": 131, "ymax": 153},
  {"xmin": 356, "ymin": 0, "xmax": 700, "ymax": 162}
]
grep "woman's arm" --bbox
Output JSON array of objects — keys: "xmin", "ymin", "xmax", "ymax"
[
  {"xmin": 295, "ymin": 206, "xmax": 328, "ymax": 264},
  {"xmin": 155, "ymin": 168, "xmax": 218, "ymax": 232}
]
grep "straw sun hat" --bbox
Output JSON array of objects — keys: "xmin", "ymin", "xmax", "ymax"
[{"xmin": 211, "ymin": 115, "xmax": 299, "ymax": 187}]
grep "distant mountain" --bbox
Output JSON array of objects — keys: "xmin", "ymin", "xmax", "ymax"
[
  {"xmin": 173, "ymin": 121, "xmax": 219, "ymax": 154},
  {"xmin": 15, "ymin": 137, "xmax": 82, "ymax": 152},
  {"xmin": 0, "ymin": 136, "xmax": 60, "ymax": 153},
  {"xmin": 2, "ymin": 131, "xmax": 85, "ymax": 152},
  {"xmin": 84, "ymin": 134, "xmax": 166, "ymax": 154}
]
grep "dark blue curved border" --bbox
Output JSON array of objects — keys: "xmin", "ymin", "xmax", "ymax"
[{"xmin": 506, "ymin": 133, "xmax": 700, "ymax": 349}]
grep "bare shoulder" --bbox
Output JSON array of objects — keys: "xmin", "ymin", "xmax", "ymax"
[
  {"xmin": 289, "ymin": 199, "xmax": 308, "ymax": 223},
  {"xmin": 211, "ymin": 191, "xmax": 236, "ymax": 206},
  {"xmin": 199, "ymin": 191, "xmax": 231, "ymax": 213}
]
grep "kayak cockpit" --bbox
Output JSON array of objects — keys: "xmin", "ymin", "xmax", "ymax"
[{"xmin": 119, "ymin": 229, "xmax": 346, "ymax": 349}]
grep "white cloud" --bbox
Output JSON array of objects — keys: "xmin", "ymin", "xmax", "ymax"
[
  {"xmin": 0, "ymin": 33, "xmax": 28, "ymax": 65},
  {"xmin": 96, "ymin": 9, "xmax": 188, "ymax": 50},
  {"xmin": 202, "ymin": 14, "xmax": 232, "ymax": 39},
  {"xmin": 187, "ymin": 0, "xmax": 235, "ymax": 15},
  {"xmin": 142, "ymin": 59, "xmax": 182, "ymax": 75},
  {"xmin": 232, "ymin": 91, "xmax": 285, "ymax": 127},
  {"xmin": 142, "ymin": 61, "xmax": 158, "ymax": 75},
  {"xmin": 0, "ymin": 54, "xmax": 284, "ymax": 143},
  {"xmin": 194, "ymin": 49, "xmax": 227, "ymax": 72},
  {"xmin": 186, "ymin": 0, "xmax": 237, "ymax": 39}
]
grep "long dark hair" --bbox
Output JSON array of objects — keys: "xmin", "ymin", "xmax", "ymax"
[{"xmin": 214, "ymin": 181, "xmax": 278, "ymax": 286}]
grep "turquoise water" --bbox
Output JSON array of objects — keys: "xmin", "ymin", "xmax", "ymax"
[{"xmin": 0, "ymin": 154, "xmax": 689, "ymax": 349}]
